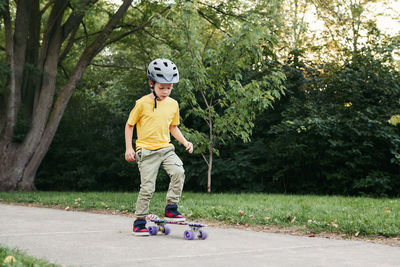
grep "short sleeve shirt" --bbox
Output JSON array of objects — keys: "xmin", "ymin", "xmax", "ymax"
[{"xmin": 127, "ymin": 95, "xmax": 180, "ymax": 150}]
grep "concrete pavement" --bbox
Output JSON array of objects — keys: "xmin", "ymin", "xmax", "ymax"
[{"xmin": 0, "ymin": 203, "xmax": 399, "ymax": 267}]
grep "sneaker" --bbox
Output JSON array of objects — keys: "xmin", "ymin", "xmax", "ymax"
[
  {"xmin": 164, "ymin": 204, "xmax": 185, "ymax": 222},
  {"xmin": 133, "ymin": 219, "xmax": 149, "ymax": 236}
]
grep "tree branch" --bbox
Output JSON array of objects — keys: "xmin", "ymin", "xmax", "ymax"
[
  {"xmin": 37, "ymin": 1, "xmax": 69, "ymax": 72},
  {"xmin": 75, "ymin": 29, "xmax": 101, "ymax": 42},
  {"xmin": 142, "ymin": 28, "xmax": 169, "ymax": 45},
  {"xmin": 200, "ymin": 152, "xmax": 210, "ymax": 167},
  {"xmin": 59, "ymin": 21, "xmax": 80, "ymax": 62},
  {"xmin": 197, "ymin": 1, "xmax": 247, "ymax": 21},
  {"xmin": 90, "ymin": 63, "xmax": 145, "ymax": 71},
  {"xmin": 40, "ymin": 0, "xmax": 55, "ymax": 16},
  {"xmin": 105, "ymin": 5, "xmax": 171, "ymax": 46},
  {"xmin": 197, "ymin": 9, "xmax": 231, "ymax": 37}
]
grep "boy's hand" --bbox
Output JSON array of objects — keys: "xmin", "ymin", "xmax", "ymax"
[
  {"xmin": 184, "ymin": 141, "xmax": 193, "ymax": 154},
  {"xmin": 125, "ymin": 148, "xmax": 136, "ymax": 162}
]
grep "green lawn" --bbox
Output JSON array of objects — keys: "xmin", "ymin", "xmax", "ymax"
[
  {"xmin": 0, "ymin": 246, "xmax": 59, "ymax": 267},
  {"xmin": 0, "ymin": 191, "xmax": 399, "ymax": 237}
]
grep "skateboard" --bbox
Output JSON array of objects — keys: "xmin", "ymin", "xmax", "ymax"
[{"xmin": 146, "ymin": 214, "xmax": 208, "ymax": 240}]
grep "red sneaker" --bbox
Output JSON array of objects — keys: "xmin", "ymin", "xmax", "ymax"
[
  {"xmin": 164, "ymin": 204, "xmax": 185, "ymax": 222},
  {"xmin": 133, "ymin": 219, "xmax": 149, "ymax": 236}
]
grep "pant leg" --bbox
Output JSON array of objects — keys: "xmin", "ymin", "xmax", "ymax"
[
  {"xmin": 135, "ymin": 149, "xmax": 162, "ymax": 219},
  {"xmin": 161, "ymin": 146, "xmax": 185, "ymax": 205}
]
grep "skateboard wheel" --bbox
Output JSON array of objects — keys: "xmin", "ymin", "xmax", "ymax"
[
  {"xmin": 148, "ymin": 226, "xmax": 158, "ymax": 235},
  {"xmin": 163, "ymin": 226, "xmax": 171, "ymax": 235},
  {"xmin": 184, "ymin": 230, "xmax": 195, "ymax": 240},
  {"xmin": 198, "ymin": 230, "xmax": 208, "ymax": 240}
]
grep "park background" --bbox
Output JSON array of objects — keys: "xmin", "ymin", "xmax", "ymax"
[{"xmin": 1, "ymin": 0, "xmax": 400, "ymax": 197}]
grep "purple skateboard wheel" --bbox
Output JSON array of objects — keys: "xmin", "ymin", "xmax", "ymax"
[
  {"xmin": 184, "ymin": 230, "xmax": 195, "ymax": 240},
  {"xmin": 163, "ymin": 226, "xmax": 171, "ymax": 235},
  {"xmin": 148, "ymin": 226, "xmax": 158, "ymax": 235},
  {"xmin": 198, "ymin": 230, "xmax": 208, "ymax": 240}
]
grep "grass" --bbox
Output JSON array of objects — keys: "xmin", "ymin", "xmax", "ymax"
[
  {"xmin": 0, "ymin": 191, "xmax": 399, "ymax": 238},
  {"xmin": 0, "ymin": 246, "xmax": 59, "ymax": 267}
]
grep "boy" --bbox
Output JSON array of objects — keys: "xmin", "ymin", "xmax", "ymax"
[{"xmin": 125, "ymin": 58, "xmax": 193, "ymax": 236}]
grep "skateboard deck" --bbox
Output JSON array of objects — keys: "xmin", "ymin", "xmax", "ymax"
[{"xmin": 146, "ymin": 214, "xmax": 208, "ymax": 240}]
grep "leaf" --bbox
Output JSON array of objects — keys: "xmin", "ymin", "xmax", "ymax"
[
  {"xmin": 331, "ymin": 219, "xmax": 339, "ymax": 228},
  {"xmin": 384, "ymin": 208, "xmax": 391, "ymax": 213},
  {"xmin": 4, "ymin": 256, "xmax": 16, "ymax": 263}
]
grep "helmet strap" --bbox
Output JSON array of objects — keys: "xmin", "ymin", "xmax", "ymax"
[
  {"xmin": 152, "ymin": 90, "xmax": 160, "ymax": 110},
  {"xmin": 149, "ymin": 80, "xmax": 160, "ymax": 110}
]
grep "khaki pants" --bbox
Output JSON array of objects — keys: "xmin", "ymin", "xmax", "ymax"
[{"xmin": 134, "ymin": 145, "xmax": 185, "ymax": 219}]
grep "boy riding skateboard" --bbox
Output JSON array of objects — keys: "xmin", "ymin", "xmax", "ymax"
[{"xmin": 124, "ymin": 58, "xmax": 193, "ymax": 236}]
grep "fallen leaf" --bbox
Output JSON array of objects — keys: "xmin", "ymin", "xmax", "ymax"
[
  {"xmin": 291, "ymin": 216, "xmax": 296, "ymax": 223},
  {"xmin": 249, "ymin": 214, "xmax": 254, "ymax": 219},
  {"xmin": 331, "ymin": 219, "xmax": 338, "ymax": 228},
  {"xmin": 264, "ymin": 217, "xmax": 271, "ymax": 221},
  {"xmin": 4, "ymin": 256, "xmax": 16, "ymax": 263},
  {"xmin": 307, "ymin": 219, "xmax": 313, "ymax": 224},
  {"xmin": 238, "ymin": 210, "xmax": 244, "ymax": 216},
  {"xmin": 355, "ymin": 231, "xmax": 360, "ymax": 237},
  {"xmin": 65, "ymin": 206, "xmax": 70, "ymax": 211}
]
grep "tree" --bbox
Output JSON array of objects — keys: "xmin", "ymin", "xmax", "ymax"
[
  {"xmin": 0, "ymin": 0, "xmax": 169, "ymax": 191},
  {"xmin": 151, "ymin": 1, "xmax": 285, "ymax": 192}
]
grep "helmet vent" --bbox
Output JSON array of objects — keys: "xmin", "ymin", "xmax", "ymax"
[
  {"xmin": 163, "ymin": 62, "xmax": 168, "ymax": 67},
  {"xmin": 154, "ymin": 67, "xmax": 161, "ymax": 71},
  {"xmin": 156, "ymin": 74, "xmax": 165, "ymax": 78}
]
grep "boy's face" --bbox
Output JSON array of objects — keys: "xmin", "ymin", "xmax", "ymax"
[{"xmin": 150, "ymin": 81, "xmax": 173, "ymax": 100}]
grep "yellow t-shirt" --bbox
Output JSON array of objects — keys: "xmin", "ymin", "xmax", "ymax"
[{"xmin": 127, "ymin": 95, "xmax": 180, "ymax": 150}]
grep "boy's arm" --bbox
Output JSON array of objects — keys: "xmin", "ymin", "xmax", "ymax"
[
  {"xmin": 169, "ymin": 125, "xmax": 193, "ymax": 154},
  {"xmin": 125, "ymin": 122, "xmax": 136, "ymax": 161}
]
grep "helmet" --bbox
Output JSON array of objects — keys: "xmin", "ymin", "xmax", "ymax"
[{"xmin": 147, "ymin": 58, "xmax": 179, "ymax": 84}]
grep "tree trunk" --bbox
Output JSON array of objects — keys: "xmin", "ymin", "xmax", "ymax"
[
  {"xmin": 0, "ymin": 0, "xmax": 134, "ymax": 191},
  {"xmin": 207, "ymin": 143, "xmax": 213, "ymax": 193},
  {"xmin": 207, "ymin": 117, "xmax": 213, "ymax": 193}
]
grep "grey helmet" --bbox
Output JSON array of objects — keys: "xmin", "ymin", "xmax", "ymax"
[{"xmin": 147, "ymin": 58, "xmax": 179, "ymax": 84}]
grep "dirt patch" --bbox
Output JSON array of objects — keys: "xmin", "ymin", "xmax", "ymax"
[{"xmin": 2, "ymin": 201, "xmax": 400, "ymax": 247}]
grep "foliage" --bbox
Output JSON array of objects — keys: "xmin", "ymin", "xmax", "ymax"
[
  {"xmin": 147, "ymin": 0, "xmax": 285, "ymax": 191},
  {"xmin": 36, "ymin": 86, "xmax": 138, "ymax": 191},
  {"xmin": 264, "ymin": 50, "xmax": 400, "ymax": 197},
  {"xmin": 27, "ymin": 0, "xmax": 400, "ymax": 197}
]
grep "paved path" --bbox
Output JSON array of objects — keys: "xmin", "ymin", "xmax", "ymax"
[{"xmin": 0, "ymin": 203, "xmax": 399, "ymax": 267}]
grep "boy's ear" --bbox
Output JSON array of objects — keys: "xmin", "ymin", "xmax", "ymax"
[{"xmin": 149, "ymin": 80, "xmax": 155, "ymax": 88}]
